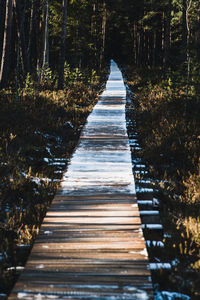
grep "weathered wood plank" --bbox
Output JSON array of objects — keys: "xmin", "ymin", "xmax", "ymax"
[
  {"xmin": 46, "ymin": 210, "xmax": 141, "ymax": 217},
  {"xmin": 8, "ymin": 60, "xmax": 153, "ymax": 299}
]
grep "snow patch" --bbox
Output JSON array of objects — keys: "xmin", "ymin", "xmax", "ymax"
[
  {"xmin": 44, "ymin": 231, "xmax": 53, "ymax": 235},
  {"xmin": 140, "ymin": 210, "xmax": 159, "ymax": 215},
  {"xmin": 7, "ymin": 266, "xmax": 24, "ymax": 271},
  {"xmin": 149, "ymin": 263, "xmax": 171, "ymax": 270},
  {"xmin": 137, "ymin": 200, "xmax": 152, "ymax": 205},
  {"xmin": 129, "ymin": 248, "xmax": 148, "ymax": 257},
  {"xmin": 146, "ymin": 240, "xmax": 164, "ymax": 248},
  {"xmin": 155, "ymin": 290, "xmax": 190, "ymax": 300},
  {"xmin": 142, "ymin": 224, "xmax": 163, "ymax": 230},
  {"xmin": 36, "ymin": 264, "xmax": 44, "ymax": 269}
]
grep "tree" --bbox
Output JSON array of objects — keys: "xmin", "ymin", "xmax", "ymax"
[
  {"xmin": 42, "ymin": 0, "xmax": 49, "ymax": 68},
  {"xmin": 100, "ymin": 0, "xmax": 107, "ymax": 69},
  {"xmin": 14, "ymin": 0, "xmax": 30, "ymax": 74},
  {"xmin": 164, "ymin": 0, "xmax": 172, "ymax": 70},
  {"xmin": 0, "ymin": 0, "xmax": 14, "ymax": 88},
  {"xmin": 0, "ymin": 0, "xmax": 6, "ymax": 61},
  {"xmin": 182, "ymin": 0, "xmax": 187, "ymax": 60},
  {"xmin": 27, "ymin": 0, "xmax": 38, "ymax": 71},
  {"xmin": 58, "ymin": 0, "xmax": 68, "ymax": 90},
  {"xmin": 197, "ymin": 2, "xmax": 200, "ymax": 58}
]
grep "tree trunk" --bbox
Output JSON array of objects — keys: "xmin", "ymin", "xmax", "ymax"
[
  {"xmin": 58, "ymin": 0, "xmax": 68, "ymax": 90},
  {"xmin": 35, "ymin": 0, "xmax": 42, "ymax": 72},
  {"xmin": 136, "ymin": 28, "xmax": 140, "ymax": 66},
  {"xmin": 14, "ymin": 0, "xmax": 29, "ymax": 74},
  {"xmin": 91, "ymin": 2, "xmax": 97, "ymax": 35},
  {"xmin": 0, "ymin": 0, "xmax": 13, "ymax": 88},
  {"xmin": 133, "ymin": 22, "xmax": 137, "ymax": 64},
  {"xmin": 164, "ymin": 0, "xmax": 172, "ymax": 70},
  {"xmin": 28, "ymin": 0, "xmax": 37, "ymax": 70},
  {"xmin": 161, "ymin": 12, "xmax": 165, "ymax": 67},
  {"xmin": 0, "ymin": 0, "xmax": 6, "ymax": 61},
  {"xmin": 197, "ymin": 2, "xmax": 200, "ymax": 59},
  {"xmin": 152, "ymin": 31, "xmax": 156, "ymax": 68},
  {"xmin": 42, "ymin": 0, "xmax": 49, "ymax": 68},
  {"xmin": 182, "ymin": 0, "xmax": 187, "ymax": 60},
  {"xmin": 139, "ymin": 27, "xmax": 144, "ymax": 66},
  {"xmin": 100, "ymin": 0, "xmax": 106, "ymax": 69},
  {"xmin": 154, "ymin": 13, "xmax": 163, "ymax": 67},
  {"xmin": 149, "ymin": 31, "xmax": 154, "ymax": 67},
  {"xmin": 143, "ymin": 29, "xmax": 147, "ymax": 65}
]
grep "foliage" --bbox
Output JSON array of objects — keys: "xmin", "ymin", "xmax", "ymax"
[
  {"xmin": 23, "ymin": 73, "xmax": 34, "ymax": 95},
  {"xmin": 40, "ymin": 64, "xmax": 55, "ymax": 89}
]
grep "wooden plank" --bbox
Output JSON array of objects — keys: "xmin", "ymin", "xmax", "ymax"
[
  {"xmin": 54, "ymin": 194, "xmax": 137, "ymax": 200},
  {"xmin": 32, "ymin": 241, "xmax": 146, "ymax": 251},
  {"xmin": 46, "ymin": 210, "xmax": 141, "ymax": 217},
  {"xmin": 37, "ymin": 230, "xmax": 144, "ymax": 239},
  {"xmin": 8, "ymin": 60, "xmax": 153, "ymax": 299},
  {"xmin": 48, "ymin": 205, "xmax": 139, "ymax": 211},
  {"xmin": 25, "ymin": 254, "xmax": 149, "ymax": 261}
]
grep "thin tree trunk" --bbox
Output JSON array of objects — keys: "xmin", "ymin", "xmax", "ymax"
[
  {"xmin": 58, "ymin": 0, "xmax": 68, "ymax": 90},
  {"xmin": 143, "ymin": 29, "xmax": 147, "ymax": 65},
  {"xmin": 137, "ymin": 29, "xmax": 140, "ymax": 66},
  {"xmin": 36, "ymin": 0, "xmax": 43, "ymax": 94},
  {"xmin": 91, "ymin": 2, "xmax": 97, "ymax": 65},
  {"xmin": 152, "ymin": 31, "xmax": 156, "ymax": 68},
  {"xmin": 14, "ymin": 0, "xmax": 29, "ymax": 74},
  {"xmin": 28, "ymin": 0, "xmax": 37, "ymax": 70},
  {"xmin": 148, "ymin": 31, "xmax": 154, "ymax": 67},
  {"xmin": 161, "ymin": 12, "xmax": 165, "ymax": 67},
  {"xmin": 197, "ymin": 2, "xmax": 200, "ymax": 59},
  {"xmin": 0, "ymin": 0, "xmax": 6, "ymax": 60},
  {"xmin": 15, "ymin": 39, "xmax": 20, "ymax": 101},
  {"xmin": 182, "ymin": 0, "xmax": 187, "ymax": 60},
  {"xmin": 133, "ymin": 23, "xmax": 137, "ymax": 64},
  {"xmin": 36, "ymin": 0, "xmax": 42, "ymax": 72},
  {"xmin": 185, "ymin": 0, "xmax": 192, "ymax": 93},
  {"xmin": 164, "ymin": 0, "xmax": 172, "ymax": 70},
  {"xmin": 91, "ymin": 2, "xmax": 97, "ymax": 35},
  {"xmin": 42, "ymin": 0, "xmax": 49, "ymax": 68},
  {"xmin": 139, "ymin": 27, "xmax": 144, "ymax": 66},
  {"xmin": 0, "ymin": 0, "xmax": 13, "ymax": 88},
  {"xmin": 100, "ymin": 0, "xmax": 106, "ymax": 69},
  {"xmin": 155, "ymin": 17, "xmax": 163, "ymax": 67}
]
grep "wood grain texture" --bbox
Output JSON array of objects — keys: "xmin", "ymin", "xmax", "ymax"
[{"xmin": 9, "ymin": 60, "xmax": 153, "ymax": 299}]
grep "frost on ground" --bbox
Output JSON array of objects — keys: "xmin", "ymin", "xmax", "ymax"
[{"xmin": 154, "ymin": 290, "xmax": 190, "ymax": 300}]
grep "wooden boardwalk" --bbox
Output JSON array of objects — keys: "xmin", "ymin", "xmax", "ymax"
[{"xmin": 9, "ymin": 61, "xmax": 153, "ymax": 299}]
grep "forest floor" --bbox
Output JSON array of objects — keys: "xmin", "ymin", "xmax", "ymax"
[{"xmin": 0, "ymin": 68, "xmax": 108, "ymax": 298}]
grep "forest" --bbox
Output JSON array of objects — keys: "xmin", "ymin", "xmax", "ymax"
[{"xmin": 0, "ymin": 0, "xmax": 200, "ymax": 299}]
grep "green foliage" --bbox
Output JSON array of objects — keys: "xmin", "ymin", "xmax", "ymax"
[
  {"xmin": 23, "ymin": 73, "xmax": 34, "ymax": 95},
  {"xmin": 64, "ymin": 63, "xmax": 84, "ymax": 86},
  {"xmin": 41, "ymin": 64, "xmax": 55, "ymax": 89},
  {"xmin": 63, "ymin": 63, "xmax": 101, "ymax": 88}
]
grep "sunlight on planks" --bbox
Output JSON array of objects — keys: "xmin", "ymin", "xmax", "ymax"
[{"xmin": 9, "ymin": 60, "xmax": 153, "ymax": 299}]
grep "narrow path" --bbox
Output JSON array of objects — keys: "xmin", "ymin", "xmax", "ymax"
[{"xmin": 9, "ymin": 61, "xmax": 153, "ymax": 299}]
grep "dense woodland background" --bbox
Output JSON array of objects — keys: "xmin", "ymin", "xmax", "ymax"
[{"xmin": 0, "ymin": 0, "xmax": 200, "ymax": 298}]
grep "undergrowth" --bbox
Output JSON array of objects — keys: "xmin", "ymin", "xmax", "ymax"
[
  {"xmin": 0, "ymin": 65, "xmax": 108, "ymax": 296},
  {"xmin": 124, "ymin": 66, "xmax": 200, "ymax": 298}
]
